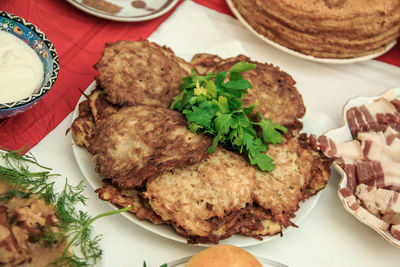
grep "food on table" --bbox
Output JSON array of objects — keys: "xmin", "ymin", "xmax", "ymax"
[
  {"xmin": 70, "ymin": 40, "xmax": 332, "ymax": 243},
  {"xmin": 0, "ymin": 149, "xmax": 129, "ymax": 266},
  {"xmin": 87, "ymin": 105, "xmax": 211, "ymax": 188},
  {"xmin": 144, "ymin": 147, "xmax": 255, "ymax": 242},
  {"xmin": 185, "ymin": 244, "xmax": 262, "ymax": 267},
  {"xmin": 96, "ymin": 180, "xmax": 164, "ymax": 224},
  {"xmin": 0, "ymin": 31, "xmax": 43, "ymax": 104},
  {"xmin": 94, "ymin": 40, "xmax": 191, "ymax": 108},
  {"xmin": 252, "ymin": 133, "xmax": 331, "ymax": 228},
  {"xmin": 314, "ymin": 93, "xmax": 400, "ymax": 241},
  {"xmin": 0, "ymin": 191, "xmax": 64, "ymax": 266},
  {"xmin": 192, "ymin": 54, "xmax": 305, "ymax": 129},
  {"xmin": 229, "ymin": 0, "xmax": 400, "ymax": 59}
]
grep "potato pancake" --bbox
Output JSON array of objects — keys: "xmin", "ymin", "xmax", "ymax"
[{"xmin": 88, "ymin": 105, "xmax": 211, "ymax": 187}]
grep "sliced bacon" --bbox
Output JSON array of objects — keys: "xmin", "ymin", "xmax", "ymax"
[
  {"xmin": 340, "ymin": 190, "xmax": 390, "ymax": 231},
  {"xmin": 354, "ymin": 107, "xmax": 368, "ymax": 134},
  {"xmin": 356, "ymin": 184, "xmax": 397, "ymax": 214},
  {"xmin": 347, "ymin": 107, "xmax": 360, "ymax": 138},
  {"xmin": 309, "ymin": 134, "xmax": 319, "ymax": 151},
  {"xmin": 392, "ymin": 99, "xmax": 400, "ymax": 113},
  {"xmin": 317, "ymin": 135, "xmax": 329, "ymax": 154},
  {"xmin": 391, "ymin": 224, "xmax": 400, "ymax": 240},
  {"xmin": 362, "ymin": 140, "xmax": 372, "ymax": 159},
  {"xmin": 346, "ymin": 99, "xmax": 399, "ymax": 137},
  {"xmin": 355, "ymin": 160, "xmax": 382, "ymax": 186},
  {"xmin": 376, "ymin": 113, "xmax": 400, "ymax": 126},
  {"xmin": 343, "ymin": 164, "xmax": 357, "ymax": 192},
  {"xmin": 360, "ymin": 105, "xmax": 378, "ymax": 130}
]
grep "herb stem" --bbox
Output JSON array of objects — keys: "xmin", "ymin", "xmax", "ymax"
[{"xmin": 62, "ymin": 206, "xmax": 131, "ymax": 257}]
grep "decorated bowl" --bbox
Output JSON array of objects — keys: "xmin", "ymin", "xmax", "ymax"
[{"xmin": 0, "ymin": 11, "xmax": 59, "ymax": 119}]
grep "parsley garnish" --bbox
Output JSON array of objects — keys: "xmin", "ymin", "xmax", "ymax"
[
  {"xmin": 171, "ymin": 62, "xmax": 287, "ymax": 171},
  {"xmin": 0, "ymin": 147, "xmax": 130, "ymax": 266}
]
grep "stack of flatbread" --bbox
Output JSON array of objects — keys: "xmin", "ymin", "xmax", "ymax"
[{"xmin": 230, "ymin": 0, "xmax": 400, "ymax": 59}]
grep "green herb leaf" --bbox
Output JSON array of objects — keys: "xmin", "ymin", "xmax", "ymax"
[
  {"xmin": 171, "ymin": 62, "xmax": 285, "ymax": 171},
  {"xmin": 257, "ymin": 112, "xmax": 288, "ymax": 144},
  {"xmin": 229, "ymin": 62, "xmax": 257, "ymax": 73}
]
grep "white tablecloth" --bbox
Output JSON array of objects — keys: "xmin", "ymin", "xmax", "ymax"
[{"xmin": 30, "ymin": 1, "xmax": 400, "ymax": 266}]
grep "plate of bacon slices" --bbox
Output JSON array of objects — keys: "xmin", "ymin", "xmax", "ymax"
[{"xmin": 311, "ymin": 87, "xmax": 400, "ymax": 247}]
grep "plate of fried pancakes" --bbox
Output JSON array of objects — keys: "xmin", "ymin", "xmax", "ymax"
[
  {"xmin": 226, "ymin": 0, "xmax": 400, "ymax": 63},
  {"xmin": 70, "ymin": 40, "xmax": 333, "ymax": 246}
]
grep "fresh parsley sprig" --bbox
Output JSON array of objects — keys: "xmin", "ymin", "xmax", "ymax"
[
  {"xmin": 171, "ymin": 62, "xmax": 287, "ymax": 171},
  {"xmin": 0, "ymin": 148, "xmax": 129, "ymax": 266}
]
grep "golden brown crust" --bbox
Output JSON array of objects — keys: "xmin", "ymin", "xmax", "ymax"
[
  {"xmin": 70, "ymin": 99, "xmax": 96, "ymax": 147},
  {"xmin": 144, "ymin": 147, "xmax": 255, "ymax": 239},
  {"xmin": 95, "ymin": 180, "xmax": 164, "ymax": 224},
  {"xmin": 88, "ymin": 88, "xmax": 120, "ymax": 123},
  {"xmin": 88, "ymin": 105, "xmax": 211, "ymax": 187},
  {"xmin": 191, "ymin": 53, "xmax": 223, "ymax": 75},
  {"xmin": 185, "ymin": 244, "xmax": 262, "ymax": 267},
  {"xmin": 239, "ymin": 205, "xmax": 283, "ymax": 238},
  {"xmin": 252, "ymin": 132, "xmax": 331, "ymax": 228},
  {"xmin": 94, "ymin": 40, "xmax": 191, "ymax": 108}
]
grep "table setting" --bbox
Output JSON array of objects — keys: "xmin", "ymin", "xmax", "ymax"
[{"xmin": 1, "ymin": 0, "xmax": 400, "ymax": 266}]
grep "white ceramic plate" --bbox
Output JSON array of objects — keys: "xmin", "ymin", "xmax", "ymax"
[
  {"xmin": 72, "ymin": 81, "xmax": 323, "ymax": 247},
  {"xmin": 165, "ymin": 255, "xmax": 288, "ymax": 267},
  {"xmin": 226, "ymin": 0, "xmax": 396, "ymax": 64},
  {"xmin": 66, "ymin": 0, "xmax": 179, "ymax": 22},
  {"xmin": 323, "ymin": 87, "xmax": 400, "ymax": 248}
]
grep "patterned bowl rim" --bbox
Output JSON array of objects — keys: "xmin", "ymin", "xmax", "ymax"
[{"xmin": 0, "ymin": 11, "xmax": 59, "ymax": 110}]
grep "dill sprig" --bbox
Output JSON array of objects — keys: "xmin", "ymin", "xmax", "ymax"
[{"xmin": 0, "ymin": 148, "xmax": 130, "ymax": 266}]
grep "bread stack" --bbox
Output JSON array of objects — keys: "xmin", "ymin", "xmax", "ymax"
[{"xmin": 230, "ymin": 0, "xmax": 400, "ymax": 59}]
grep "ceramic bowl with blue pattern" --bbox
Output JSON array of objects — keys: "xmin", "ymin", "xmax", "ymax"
[{"xmin": 0, "ymin": 11, "xmax": 59, "ymax": 119}]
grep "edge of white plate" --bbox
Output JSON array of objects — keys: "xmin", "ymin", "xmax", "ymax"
[
  {"xmin": 66, "ymin": 0, "xmax": 180, "ymax": 22},
  {"xmin": 225, "ymin": 0, "xmax": 396, "ymax": 64}
]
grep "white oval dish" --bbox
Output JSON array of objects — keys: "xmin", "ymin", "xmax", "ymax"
[
  {"xmin": 66, "ymin": 0, "xmax": 179, "ymax": 22},
  {"xmin": 226, "ymin": 0, "xmax": 396, "ymax": 64},
  {"xmin": 323, "ymin": 87, "xmax": 400, "ymax": 248},
  {"xmin": 72, "ymin": 81, "xmax": 322, "ymax": 247}
]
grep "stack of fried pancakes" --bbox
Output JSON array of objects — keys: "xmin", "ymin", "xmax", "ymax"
[
  {"xmin": 230, "ymin": 0, "xmax": 400, "ymax": 59},
  {"xmin": 71, "ymin": 40, "xmax": 332, "ymax": 244}
]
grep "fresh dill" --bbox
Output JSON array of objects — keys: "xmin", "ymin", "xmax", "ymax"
[{"xmin": 0, "ymin": 147, "xmax": 130, "ymax": 266}]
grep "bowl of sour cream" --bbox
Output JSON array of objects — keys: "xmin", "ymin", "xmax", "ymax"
[{"xmin": 0, "ymin": 11, "xmax": 59, "ymax": 119}]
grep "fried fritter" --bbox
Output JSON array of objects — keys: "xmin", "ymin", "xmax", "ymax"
[
  {"xmin": 94, "ymin": 40, "xmax": 192, "ymax": 108},
  {"xmin": 88, "ymin": 105, "xmax": 211, "ymax": 188},
  {"xmin": 96, "ymin": 180, "xmax": 164, "ymax": 224},
  {"xmin": 70, "ymin": 100, "xmax": 96, "ymax": 147},
  {"xmin": 239, "ymin": 205, "xmax": 283, "ymax": 237},
  {"xmin": 144, "ymin": 147, "xmax": 255, "ymax": 240},
  {"xmin": 191, "ymin": 54, "xmax": 305, "ymax": 129},
  {"xmin": 190, "ymin": 53, "xmax": 223, "ymax": 76},
  {"xmin": 252, "ymin": 132, "xmax": 331, "ymax": 227},
  {"xmin": 173, "ymin": 207, "xmax": 249, "ymax": 244},
  {"xmin": 88, "ymin": 88, "xmax": 119, "ymax": 123},
  {"xmin": 70, "ymin": 88, "xmax": 119, "ymax": 147},
  {"xmin": 297, "ymin": 133, "xmax": 333, "ymax": 199}
]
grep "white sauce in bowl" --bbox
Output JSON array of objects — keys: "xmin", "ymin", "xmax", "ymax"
[{"xmin": 0, "ymin": 31, "xmax": 44, "ymax": 104}]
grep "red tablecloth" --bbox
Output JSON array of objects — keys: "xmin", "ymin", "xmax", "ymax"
[{"xmin": 1, "ymin": 0, "xmax": 399, "ymax": 150}]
